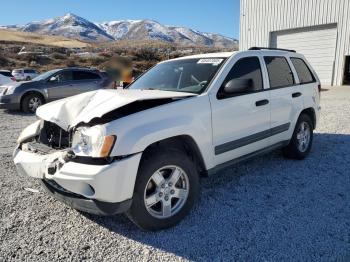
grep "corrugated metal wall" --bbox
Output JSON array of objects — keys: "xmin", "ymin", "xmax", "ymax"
[{"xmin": 240, "ymin": 0, "xmax": 350, "ymax": 85}]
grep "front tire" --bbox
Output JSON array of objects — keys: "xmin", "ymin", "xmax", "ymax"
[
  {"xmin": 283, "ymin": 114, "xmax": 313, "ymax": 159},
  {"xmin": 127, "ymin": 148, "xmax": 199, "ymax": 231},
  {"xmin": 21, "ymin": 93, "xmax": 44, "ymax": 113}
]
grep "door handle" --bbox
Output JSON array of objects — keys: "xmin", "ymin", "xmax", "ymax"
[
  {"xmin": 292, "ymin": 92, "xmax": 302, "ymax": 98},
  {"xmin": 255, "ymin": 99, "xmax": 269, "ymax": 107}
]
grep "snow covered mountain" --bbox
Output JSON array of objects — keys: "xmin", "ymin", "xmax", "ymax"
[
  {"xmin": 19, "ymin": 13, "xmax": 114, "ymax": 41},
  {"xmin": 1, "ymin": 13, "xmax": 237, "ymax": 48}
]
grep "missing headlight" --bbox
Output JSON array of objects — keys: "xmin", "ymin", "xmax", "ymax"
[{"xmin": 38, "ymin": 121, "xmax": 72, "ymax": 149}]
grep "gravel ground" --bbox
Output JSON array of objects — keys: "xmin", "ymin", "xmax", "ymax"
[{"xmin": 0, "ymin": 87, "xmax": 350, "ymax": 261}]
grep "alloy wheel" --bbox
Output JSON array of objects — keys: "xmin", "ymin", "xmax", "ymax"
[
  {"xmin": 296, "ymin": 121, "xmax": 311, "ymax": 152},
  {"xmin": 28, "ymin": 97, "xmax": 42, "ymax": 112},
  {"xmin": 144, "ymin": 165, "xmax": 190, "ymax": 219}
]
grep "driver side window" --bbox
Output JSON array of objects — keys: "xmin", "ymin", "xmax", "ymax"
[
  {"xmin": 218, "ymin": 56, "xmax": 263, "ymax": 99},
  {"xmin": 50, "ymin": 71, "xmax": 73, "ymax": 82}
]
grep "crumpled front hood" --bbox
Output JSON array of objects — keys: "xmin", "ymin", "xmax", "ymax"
[{"xmin": 36, "ymin": 89, "xmax": 195, "ymax": 130}]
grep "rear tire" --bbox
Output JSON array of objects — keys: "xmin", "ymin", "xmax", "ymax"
[
  {"xmin": 21, "ymin": 93, "xmax": 44, "ymax": 113},
  {"xmin": 283, "ymin": 114, "xmax": 313, "ymax": 159},
  {"xmin": 127, "ymin": 148, "xmax": 199, "ymax": 231}
]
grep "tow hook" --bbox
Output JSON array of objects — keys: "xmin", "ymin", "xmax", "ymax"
[
  {"xmin": 46, "ymin": 151, "xmax": 75, "ymax": 176},
  {"xmin": 63, "ymin": 150, "xmax": 75, "ymax": 162},
  {"xmin": 47, "ymin": 159, "xmax": 63, "ymax": 175}
]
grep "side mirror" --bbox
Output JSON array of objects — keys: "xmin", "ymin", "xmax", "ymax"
[
  {"xmin": 49, "ymin": 76, "xmax": 58, "ymax": 82},
  {"xmin": 223, "ymin": 79, "xmax": 252, "ymax": 94}
]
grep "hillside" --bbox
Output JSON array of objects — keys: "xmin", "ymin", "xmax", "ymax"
[
  {"xmin": 1, "ymin": 13, "xmax": 238, "ymax": 48},
  {"xmin": 0, "ymin": 29, "xmax": 89, "ymax": 48}
]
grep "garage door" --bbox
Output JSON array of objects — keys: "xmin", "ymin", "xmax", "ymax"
[{"xmin": 270, "ymin": 25, "xmax": 337, "ymax": 85}]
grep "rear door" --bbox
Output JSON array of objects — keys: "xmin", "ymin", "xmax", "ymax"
[
  {"xmin": 72, "ymin": 71, "xmax": 103, "ymax": 95},
  {"xmin": 210, "ymin": 55, "xmax": 271, "ymax": 166},
  {"xmin": 290, "ymin": 56, "xmax": 319, "ymax": 123},
  {"xmin": 263, "ymin": 56, "xmax": 299, "ymax": 145}
]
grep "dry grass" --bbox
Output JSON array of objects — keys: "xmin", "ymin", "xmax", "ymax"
[{"xmin": 0, "ymin": 29, "xmax": 90, "ymax": 48}]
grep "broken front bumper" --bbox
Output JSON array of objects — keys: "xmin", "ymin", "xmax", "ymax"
[{"xmin": 13, "ymin": 146, "xmax": 142, "ymax": 215}]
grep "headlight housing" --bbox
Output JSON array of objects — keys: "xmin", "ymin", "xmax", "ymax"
[
  {"xmin": 3, "ymin": 85, "xmax": 17, "ymax": 95},
  {"xmin": 17, "ymin": 120, "xmax": 42, "ymax": 144},
  {"xmin": 72, "ymin": 126, "xmax": 116, "ymax": 157}
]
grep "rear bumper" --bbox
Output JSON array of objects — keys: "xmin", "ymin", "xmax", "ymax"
[{"xmin": 41, "ymin": 179, "xmax": 132, "ymax": 215}]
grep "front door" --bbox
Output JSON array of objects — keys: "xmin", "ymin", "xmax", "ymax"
[
  {"xmin": 210, "ymin": 56, "xmax": 271, "ymax": 166},
  {"xmin": 46, "ymin": 71, "xmax": 75, "ymax": 100}
]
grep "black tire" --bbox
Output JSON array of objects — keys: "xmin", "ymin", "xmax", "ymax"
[
  {"xmin": 283, "ymin": 114, "xmax": 313, "ymax": 159},
  {"xmin": 26, "ymin": 76, "xmax": 31, "ymax": 81},
  {"xmin": 127, "ymin": 148, "xmax": 199, "ymax": 231},
  {"xmin": 21, "ymin": 93, "xmax": 44, "ymax": 113}
]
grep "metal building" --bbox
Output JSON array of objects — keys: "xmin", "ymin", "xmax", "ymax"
[{"xmin": 240, "ymin": 0, "xmax": 350, "ymax": 86}]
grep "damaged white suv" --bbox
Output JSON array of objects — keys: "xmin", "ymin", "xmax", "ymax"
[{"xmin": 14, "ymin": 48, "xmax": 321, "ymax": 231}]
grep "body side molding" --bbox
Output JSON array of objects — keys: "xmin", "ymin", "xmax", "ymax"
[{"xmin": 215, "ymin": 123, "xmax": 290, "ymax": 155}]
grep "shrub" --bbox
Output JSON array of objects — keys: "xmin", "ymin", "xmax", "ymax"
[
  {"xmin": 0, "ymin": 54, "xmax": 9, "ymax": 67},
  {"xmin": 51, "ymin": 52, "xmax": 66, "ymax": 60},
  {"xmin": 88, "ymin": 57, "xmax": 107, "ymax": 66},
  {"xmin": 132, "ymin": 48, "xmax": 160, "ymax": 61},
  {"xmin": 66, "ymin": 59, "xmax": 77, "ymax": 67}
]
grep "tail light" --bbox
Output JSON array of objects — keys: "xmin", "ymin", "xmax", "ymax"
[{"xmin": 11, "ymin": 77, "xmax": 16, "ymax": 82}]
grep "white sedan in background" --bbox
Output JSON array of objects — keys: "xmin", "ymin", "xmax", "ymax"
[{"xmin": 0, "ymin": 73, "xmax": 16, "ymax": 86}]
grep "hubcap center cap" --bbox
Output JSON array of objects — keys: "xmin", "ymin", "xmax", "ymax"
[{"xmin": 163, "ymin": 187, "xmax": 171, "ymax": 196}]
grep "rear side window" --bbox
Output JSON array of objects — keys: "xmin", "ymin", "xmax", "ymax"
[
  {"xmin": 264, "ymin": 57, "xmax": 294, "ymax": 88},
  {"xmin": 73, "ymin": 71, "xmax": 101, "ymax": 80},
  {"xmin": 219, "ymin": 56, "xmax": 263, "ymax": 96},
  {"xmin": 290, "ymin": 58, "xmax": 316, "ymax": 84}
]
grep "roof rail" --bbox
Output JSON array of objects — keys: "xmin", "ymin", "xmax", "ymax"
[{"xmin": 248, "ymin": 47, "xmax": 296, "ymax": 53}]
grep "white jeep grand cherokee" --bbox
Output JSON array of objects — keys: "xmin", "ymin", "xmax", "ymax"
[{"xmin": 14, "ymin": 47, "xmax": 321, "ymax": 231}]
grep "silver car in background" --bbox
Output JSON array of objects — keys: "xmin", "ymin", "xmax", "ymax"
[
  {"xmin": 12, "ymin": 69, "xmax": 39, "ymax": 81},
  {"xmin": 0, "ymin": 68, "xmax": 112, "ymax": 113}
]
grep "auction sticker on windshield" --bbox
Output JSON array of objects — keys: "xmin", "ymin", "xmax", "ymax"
[{"xmin": 197, "ymin": 58, "xmax": 224, "ymax": 65}]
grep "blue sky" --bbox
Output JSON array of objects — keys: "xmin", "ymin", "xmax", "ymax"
[{"xmin": 0, "ymin": 0, "xmax": 240, "ymax": 39}]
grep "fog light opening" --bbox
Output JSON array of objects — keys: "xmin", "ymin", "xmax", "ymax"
[{"xmin": 81, "ymin": 184, "xmax": 95, "ymax": 197}]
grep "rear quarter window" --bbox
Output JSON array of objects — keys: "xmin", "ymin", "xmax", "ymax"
[
  {"xmin": 290, "ymin": 58, "xmax": 316, "ymax": 84},
  {"xmin": 264, "ymin": 56, "xmax": 295, "ymax": 88}
]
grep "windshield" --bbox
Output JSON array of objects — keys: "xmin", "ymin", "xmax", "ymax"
[
  {"xmin": 32, "ymin": 69, "xmax": 60, "ymax": 81},
  {"xmin": 128, "ymin": 58, "xmax": 226, "ymax": 94}
]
